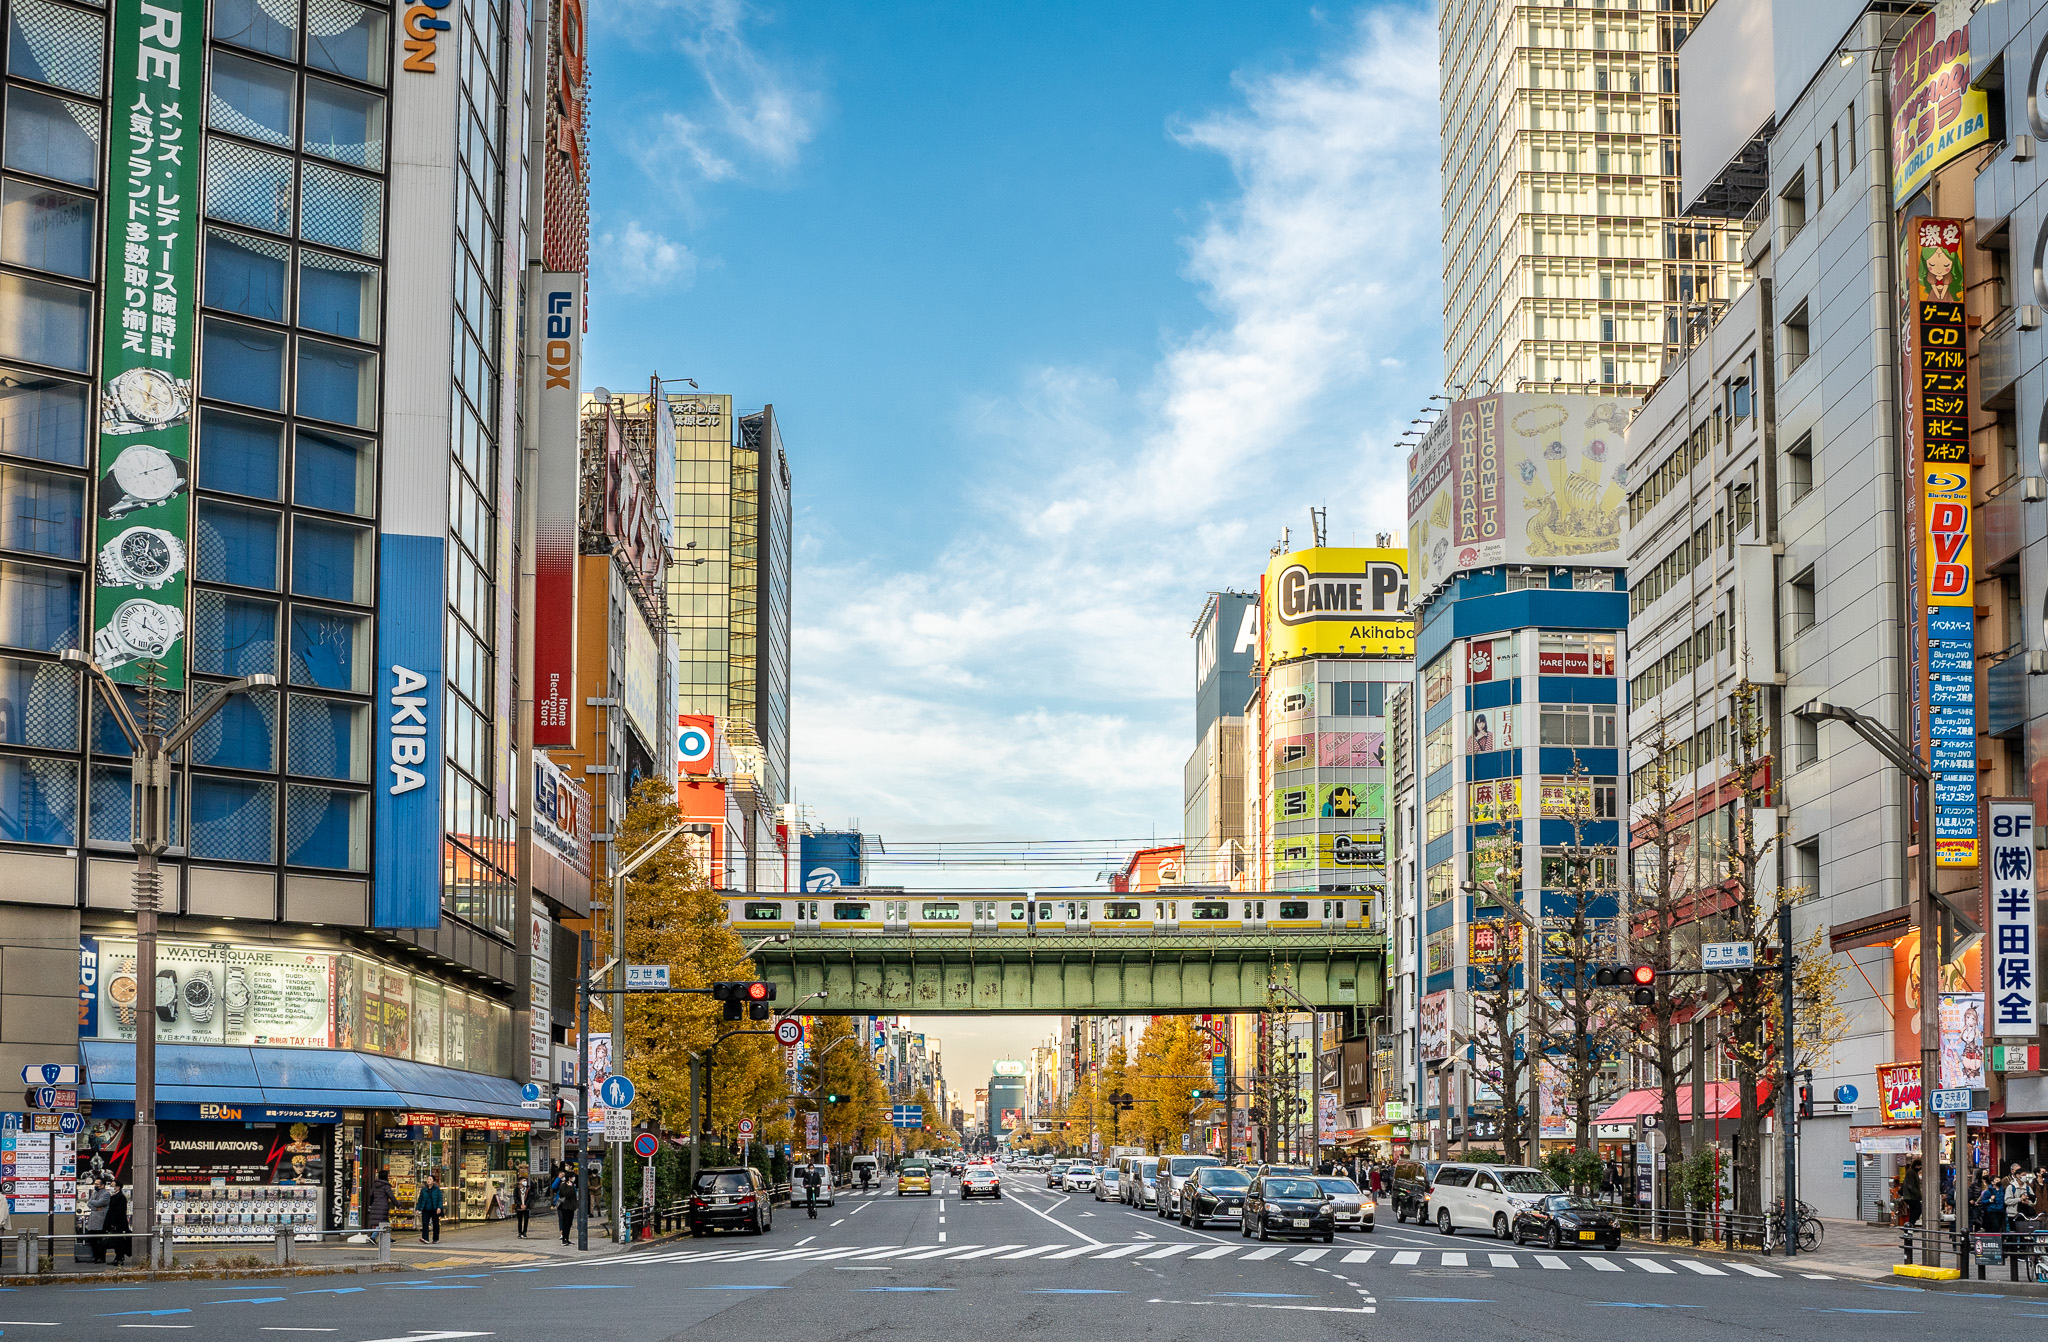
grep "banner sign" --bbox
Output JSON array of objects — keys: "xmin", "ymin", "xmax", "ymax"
[
  {"xmin": 91, "ymin": 0, "xmax": 206, "ymax": 685},
  {"xmin": 532, "ymin": 272, "xmax": 584, "ymax": 746},
  {"xmin": 1877, "ymin": 1061, "xmax": 1923, "ymax": 1126},
  {"xmin": 1988, "ymin": 800, "xmax": 2038, "ymax": 1036},
  {"xmin": 1262, "ymin": 547, "xmax": 1412, "ymax": 662},
  {"xmin": 1890, "ymin": 1, "xmax": 1991, "ymax": 206},
  {"xmin": 1905, "ymin": 218, "xmax": 1977, "ymax": 867}
]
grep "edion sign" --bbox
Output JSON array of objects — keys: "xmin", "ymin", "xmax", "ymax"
[{"xmin": 401, "ymin": 0, "xmax": 452, "ymax": 72}]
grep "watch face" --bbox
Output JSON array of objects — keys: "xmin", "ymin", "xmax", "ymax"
[
  {"xmin": 185, "ymin": 978, "xmax": 211, "ymax": 1006},
  {"xmin": 113, "ymin": 599, "xmax": 184, "ymax": 657},
  {"xmin": 104, "ymin": 443, "xmax": 187, "ymax": 513},
  {"xmin": 98, "ymin": 527, "xmax": 186, "ymax": 589},
  {"xmin": 108, "ymin": 976, "xmax": 137, "ymax": 1006},
  {"xmin": 102, "ymin": 368, "xmax": 191, "ymax": 434}
]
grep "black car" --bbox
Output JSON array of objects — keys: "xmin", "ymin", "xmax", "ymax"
[
  {"xmin": 1241, "ymin": 1174, "xmax": 1336, "ymax": 1243},
  {"xmin": 688, "ymin": 1166, "xmax": 772, "ymax": 1236},
  {"xmin": 1510, "ymin": 1194, "xmax": 1621, "ymax": 1250},
  {"xmin": 1179, "ymin": 1166, "xmax": 1252, "ymax": 1228}
]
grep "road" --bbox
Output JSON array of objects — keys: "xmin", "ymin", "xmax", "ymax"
[{"xmin": 2, "ymin": 1171, "xmax": 2036, "ymax": 1339}]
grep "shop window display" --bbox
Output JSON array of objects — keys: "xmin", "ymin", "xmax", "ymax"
[{"xmin": 81, "ymin": 1117, "xmax": 327, "ymax": 1242}]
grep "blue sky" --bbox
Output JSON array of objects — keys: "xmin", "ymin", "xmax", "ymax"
[{"xmin": 585, "ymin": 1, "xmax": 1443, "ymax": 911}]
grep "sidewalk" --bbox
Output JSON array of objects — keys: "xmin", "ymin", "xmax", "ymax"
[{"xmin": 1629, "ymin": 1217, "xmax": 2048, "ymax": 1294}]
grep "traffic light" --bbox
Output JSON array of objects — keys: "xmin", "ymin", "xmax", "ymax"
[
  {"xmin": 1629, "ymin": 964, "xmax": 1655, "ymax": 1006},
  {"xmin": 1797, "ymin": 1082, "xmax": 1814, "ymax": 1120},
  {"xmin": 712, "ymin": 981, "xmax": 743, "ymax": 1020},
  {"xmin": 1189, "ymin": 1087, "xmax": 1213, "ymax": 1100},
  {"xmin": 712, "ymin": 980, "xmax": 776, "ymax": 1020},
  {"xmin": 825, "ymin": 1092, "xmax": 842, "ymax": 1104},
  {"xmin": 746, "ymin": 980, "xmax": 775, "ymax": 1020},
  {"xmin": 1110, "ymin": 1090, "xmax": 1135, "ymax": 1112},
  {"xmin": 551, "ymin": 1096, "xmax": 570, "ymax": 1129}
]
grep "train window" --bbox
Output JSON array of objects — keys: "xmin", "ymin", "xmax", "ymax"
[
  {"xmin": 1191, "ymin": 901, "xmax": 1228, "ymax": 920},
  {"xmin": 1010, "ymin": 903, "xmax": 1026, "ymax": 920},
  {"xmin": 1078, "ymin": 902, "xmax": 1090, "ymax": 919},
  {"xmin": 1277, "ymin": 901, "xmax": 1310, "ymax": 920},
  {"xmin": 1037, "ymin": 902, "xmax": 1052, "ymax": 920},
  {"xmin": 921, "ymin": 902, "xmax": 962, "ymax": 920},
  {"xmin": 743, "ymin": 902, "xmax": 783, "ymax": 921},
  {"xmin": 831, "ymin": 902, "xmax": 871, "ymax": 920},
  {"xmin": 1105, "ymin": 901, "xmax": 1141, "ymax": 918}
]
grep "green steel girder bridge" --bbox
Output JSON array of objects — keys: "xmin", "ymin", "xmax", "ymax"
[{"xmin": 751, "ymin": 928, "xmax": 1388, "ymax": 1015}]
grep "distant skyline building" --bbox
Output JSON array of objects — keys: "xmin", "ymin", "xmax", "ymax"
[
  {"xmin": 1438, "ymin": 0, "xmax": 1742, "ymax": 398},
  {"xmin": 1184, "ymin": 592, "xmax": 1256, "ymax": 886}
]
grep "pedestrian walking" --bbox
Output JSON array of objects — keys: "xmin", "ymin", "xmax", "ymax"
[
  {"xmin": 1899, "ymin": 1159, "xmax": 1923, "ymax": 1227},
  {"xmin": 102, "ymin": 1184, "xmax": 130, "ymax": 1266},
  {"xmin": 552, "ymin": 1165, "xmax": 576, "ymax": 1244},
  {"xmin": 368, "ymin": 1169, "xmax": 394, "ymax": 1230},
  {"xmin": 417, "ymin": 1174, "xmax": 444, "ymax": 1242},
  {"xmin": 82, "ymin": 1177, "xmax": 111, "ymax": 1263},
  {"xmin": 512, "ymin": 1167, "xmax": 536, "ymax": 1239}
]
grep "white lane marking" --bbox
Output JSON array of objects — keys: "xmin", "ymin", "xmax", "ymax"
[
  {"xmin": 832, "ymin": 1219, "xmax": 845, "ymax": 1226},
  {"xmin": 1728, "ymin": 1264, "xmax": 1779, "ymax": 1278},
  {"xmin": 1583, "ymin": 1257, "xmax": 1624, "ymax": 1271},
  {"xmin": 850, "ymin": 1204, "xmax": 866, "ymax": 1215},
  {"xmin": 1091, "ymin": 1244, "xmax": 1147, "ymax": 1259},
  {"xmin": 1627, "ymin": 1258, "xmax": 1676, "ymax": 1274},
  {"xmin": 1390, "ymin": 1251, "xmax": 1421, "ymax": 1265},
  {"xmin": 1535, "ymin": 1254, "xmax": 1569, "ymax": 1269},
  {"xmin": 947, "ymin": 1244, "xmax": 1027, "ymax": 1260},
  {"xmin": 1192, "ymin": 1245, "xmax": 1238, "ymax": 1260},
  {"xmin": 938, "ymin": 1232, "xmax": 947, "ymax": 1242},
  {"xmin": 1291, "ymin": 1248, "xmax": 1329, "ymax": 1262},
  {"xmin": 1044, "ymin": 1243, "xmax": 1098, "ymax": 1259},
  {"xmin": 806, "ymin": 1247, "xmax": 884, "ymax": 1260},
  {"xmin": 1488, "ymin": 1253, "xmax": 1518, "ymax": 1268},
  {"xmin": 1139, "ymin": 1243, "xmax": 1196, "ymax": 1259},
  {"xmin": 1341, "ymin": 1249, "xmax": 1376, "ymax": 1263},
  {"xmin": 844, "ymin": 1246, "xmax": 938, "ymax": 1260},
  {"xmin": 1675, "ymin": 1260, "xmax": 1726, "ymax": 1276},
  {"xmin": 1441, "ymin": 1252, "xmax": 1468, "ymax": 1266},
  {"xmin": 1007, "ymin": 1186, "xmax": 1102, "ymax": 1245},
  {"xmin": 1241, "ymin": 1247, "xmax": 1283, "ymax": 1261},
  {"xmin": 900, "ymin": 1244, "xmax": 980, "ymax": 1259},
  {"xmin": 796, "ymin": 1235, "xmax": 815, "ymax": 1246},
  {"xmin": 1800, "ymin": 1274, "xmax": 1835, "ymax": 1280},
  {"xmin": 996, "ymin": 1244, "xmax": 1063, "ymax": 1259},
  {"xmin": 348, "ymin": 1335, "xmax": 492, "ymax": 1342}
]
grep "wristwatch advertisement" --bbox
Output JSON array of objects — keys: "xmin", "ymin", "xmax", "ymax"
[
  {"xmin": 185, "ymin": 969, "xmax": 215, "ymax": 1024},
  {"xmin": 107, "ymin": 960, "xmax": 138, "ymax": 1028},
  {"xmin": 93, "ymin": 598, "xmax": 184, "ymax": 671},
  {"xmin": 97, "ymin": 526, "xmax": 185, "ymax": 590},
  {"xmin": 224, "ymin": 966, "xmax": 248, "ymax": 1033},
  {"xmin": 155, "ymin": 968, "xmax": 177, "ymax": 1023}
]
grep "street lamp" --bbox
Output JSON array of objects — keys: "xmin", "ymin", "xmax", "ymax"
[
  {"xmin": 602, "ymin": 820, "xmax": 685, "ymax": 1243},
  {"xmin": 1794, "ymin": 698, "xmax": 1976, "ymax": 1266},
  {"xmin": 61, "ymin": 651, "xmax": 276, "ymax": 1255}
]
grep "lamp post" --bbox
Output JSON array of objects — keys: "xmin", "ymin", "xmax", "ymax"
[
  {"xmin": 1795, "ymin": 699, "xmax": 1978, "ymax": 1267},
  {"xmin": 61, "ymin": 652, "xmax": 276, "ymax": 1254}
]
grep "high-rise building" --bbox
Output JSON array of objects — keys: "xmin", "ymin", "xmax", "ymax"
[
  {"xmin": 0, "ymin": 0, "xmax": 587, "ymax": 1234},
  {"xmin": 1439, "ymin": 0, "xmax": 1743, "ymax": 397},
  {"xmin": 1184, "ymin": 592, "xmax": 1256, "ymax": 886},
  {"xmin": 666, "ymin": 395, "xmax": 793, "ymax": 890}
]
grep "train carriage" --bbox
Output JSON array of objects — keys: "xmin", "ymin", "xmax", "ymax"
[{"xmin": 726, "ymin": 890, "xmax": 1374, "ymax": 935}]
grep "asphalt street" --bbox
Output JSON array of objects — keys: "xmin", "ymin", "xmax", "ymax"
[{"xmin": 3, "ymin": 1173, "xmax": 2040, "ymax": 1340}]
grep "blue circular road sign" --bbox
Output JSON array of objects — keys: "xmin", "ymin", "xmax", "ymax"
[
  {"xmin": 599, "ymin": 1075, "xmax": 636, "ymax": 1108},
  {"xmin": 521, "ymin": 1082, "xmax": 543, "ymax": 1102},
  {"xmin": 634, "ymin": 1132, "xmax": 658, "ymax": 1158}
]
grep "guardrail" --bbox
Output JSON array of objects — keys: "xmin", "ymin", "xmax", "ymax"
[
  {"xmin": 4, "ymin": 1226, "xmax": 393, "ymax": 1277},
  {"xmin": 1583, "ymin": 1201, "xmax": 1779, "ymax": 1251},
  {"xmin": 1901, "ymin": 1222, "xmax": 2048, "ymax": 1282}
]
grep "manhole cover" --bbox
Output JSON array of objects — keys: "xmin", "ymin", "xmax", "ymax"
[{"xmin": 1410, "ymin": 1269, "xmax": 1494, "ymax": 1278}]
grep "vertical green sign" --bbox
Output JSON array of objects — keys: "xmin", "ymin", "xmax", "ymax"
[{"xmin": 92, "ymin": 0, "xmax": 203, "ymax": 686}]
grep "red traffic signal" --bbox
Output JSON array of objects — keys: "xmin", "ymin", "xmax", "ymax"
[
  {"xmin": 1630, "ymin": 964, "xmax": 1655, "ymax": 1005},
  {"xmin": 746, "ymin": 982, "xmax": 768, "ymax": 1001},
  {"xmin": 1630, "ymin": 965, "xmax": 1655, "ymax": 986}
]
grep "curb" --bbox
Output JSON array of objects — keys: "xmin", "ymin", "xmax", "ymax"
[{"xmin": 0, "ymin": 1262, "xmax": 408, "ymax": 1288}]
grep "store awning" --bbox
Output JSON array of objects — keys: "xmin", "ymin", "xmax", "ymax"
[
  {"xmin": 79, "ymin": 1042, "xmax": 538, "ymax": 1120},
  {"xmin": 1593, "ymin": 1082, "xmax": 1770, "ymax": 1125}
]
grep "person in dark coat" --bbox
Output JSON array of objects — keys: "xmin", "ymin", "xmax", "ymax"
[
  {"xmin": 416, "ymin": 1174, "xmax": 444, "ymax": 1243},
  {"xmin": 511, "ymin": 1166, "xmax": 536, "ymax": 1238},
  {"xmin": 552, "ymin": 1165, "xmax": 576, "ymax": 1244},
  {"xmin": 102, "ymin": 1185, "xmax": 131, "ymax": 1266},
  {"xmin": 367, "ymin": 1169, "xmax": 394, "ymax": 1230}
]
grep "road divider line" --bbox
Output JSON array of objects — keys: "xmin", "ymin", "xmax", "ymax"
[
  {"xmin": 1092, "ymin": 1244, "xmax": 1146, "ymax": 1259},
  {"xmin": 1488, "ymin": 1253, "xmax": 1518, "ymax": 1268},
  {"xmin": 1292, "ymin": 1249, "xmax": 1329, "ymax": 1262},
  {"xmin": 1626, "ymin": 1259, "xmax": 1675, "ymax": 1274},
  {"xmin": 995, "ymin": 1245, "xmax": 1062, "ymax": 1259},
  {"xmin": 1583, "ymin": 1257, "xmax": 1623, "ymax": 1271},
  {"xmin": 1191, "ymin": 1245, "xmax": 1238, "ymax": 1260},
  {"xmin": 1535, "ymin": 1255, "xmax": 1568, "ymax": 1269},
  {"xmin": 1241, "ymin": 1247, "xmax": 1283, "ymax": 1261},
  {"xmin": 1139, "ymin": 1244, "xmax": 1196, "ymax": 1260},
  {"xmin": 948, "ymin": 1244, "xmax": 1027, "ymax": 1260},
  {"xmin": 1390, "ymin": 1251, "xmax": 1421, "ymax": 1265},
  {"xmin": 1675, "ymin": 1260, "xmax": 1726, "ymax": 1276},
  {"xmin": 1728, "ymin": 1264, "xmax": 1780, "ymax": 1278},
  {"xmin": 1341, "ymin": 1250, "xmax": 1375, "ymax": 1263}
]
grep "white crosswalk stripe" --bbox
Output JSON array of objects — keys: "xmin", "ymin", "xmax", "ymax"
[{"xmin": 607, "ymin": 1237, "xmax": 1806, "ymax": 1279}]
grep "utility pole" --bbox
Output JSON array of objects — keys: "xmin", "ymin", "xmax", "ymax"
[
  {"xmin": 602, "ymin": 821, "xmax": 683, "ymax": 1242},
  {"xmin": 1795, "ymin": 699, "xmax": 1977, "ymax": 1268},
  {"xmin": 575, "ymin": 929, "xmax": 593, "ymax": 1251},
  {"xmin": 1779, "ymin": 901, "xmax": 1799, "ymax": 1257},
  {"xmin": 64, "ymin": 653, "xmax": 275, "ymax": 1251}
]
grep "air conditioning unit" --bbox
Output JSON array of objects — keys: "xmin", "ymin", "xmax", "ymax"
[
  {"xmin": 2017, "ymin": 135, "xmax": 2038, "ymax": 162},
  {"xmin": 2024, "ymin": 476, "xmax": 2048, "ymax": 502},
  {"xmin": 2027, "ymin": 649, "xmax": 2048, "ymax": 675},
  {"xmin": 2020, "ymin": 305, "xmax": 2044, "ymax": 330}
]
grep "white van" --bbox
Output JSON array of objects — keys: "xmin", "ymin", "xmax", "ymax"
[
  {"xmin": 1427, "ymin": 1163, "xmax": 1561, "ymax": 1237},
  {"xmin": 849, "ymin": 1155, "xmax": 880, "ymax": 1191}
]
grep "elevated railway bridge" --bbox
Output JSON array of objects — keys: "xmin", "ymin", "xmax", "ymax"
[{"xmin": 726, "ymin": 889, "xmax": 1386, "ymax": 1014}]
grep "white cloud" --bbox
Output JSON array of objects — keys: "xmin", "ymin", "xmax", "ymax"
[
  {"xmin": 792, "ymin": 9, "xmax": 1443, "ymax": 882},
  {"xmin": 596, "ymin": 220, "xmax": 699, "ymax": 290},
  {"xmin": 605, "ymin": 0, "xmax": 822, "ymax": 199}
]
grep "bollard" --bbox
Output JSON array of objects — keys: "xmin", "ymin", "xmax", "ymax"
[
  {"xmin": 157, "ymin": 1223, "xmax": 173, "ymax": 1271},
  {"xmin": 375, "ymin": 1226, "xmax": 390, "ymax": 1264},
  {"xmin": 274, "ymin": 1226, "xmax": 292, "ymax": 1268},
  {"xmin": 14, "ymin": 1230, "xmax": 31, "ymax": 1276}
]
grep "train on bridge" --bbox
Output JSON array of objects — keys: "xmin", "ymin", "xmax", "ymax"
[{"xmin": 725, "ymin": 890, "xmax": 1376, "ymax": 935}]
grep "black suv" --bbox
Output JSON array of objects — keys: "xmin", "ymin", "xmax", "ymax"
[{"xmin": 688, "ymin": 1166, "xmax": 772, "ymax": 1236}]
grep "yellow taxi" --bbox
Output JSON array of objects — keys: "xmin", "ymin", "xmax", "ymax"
[{"xmin": 896, "ymin": 1161, "xmax": 933, "ymax": 1196}]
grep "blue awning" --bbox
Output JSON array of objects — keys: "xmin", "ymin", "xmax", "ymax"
[{"xmin": 80, "ymin": 1042, "xmax": 537, "ymax": 1119}]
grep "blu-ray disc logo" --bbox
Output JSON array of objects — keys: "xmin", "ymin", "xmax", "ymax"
[
  {"xmin": 677, "ymin": 724, "xmax": 711, "ymax": 764},
  {"xmin": 805, "ymin": 867, "xmax": 842, "ymax": 892}
]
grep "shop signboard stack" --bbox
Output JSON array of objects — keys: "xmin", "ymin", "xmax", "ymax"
[{"xmin": 1, "ymin": 1113, "xmax": 77, "ymax": 1214}]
